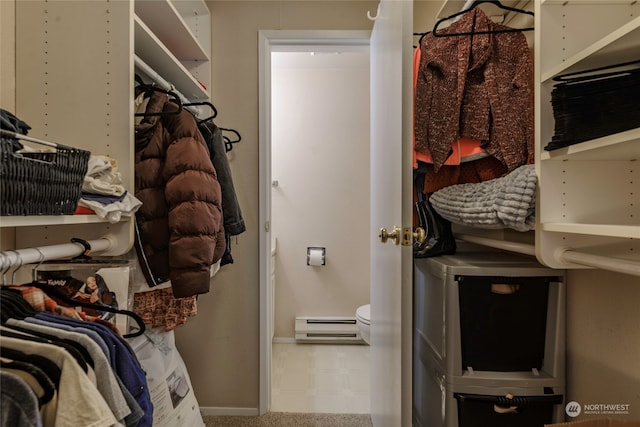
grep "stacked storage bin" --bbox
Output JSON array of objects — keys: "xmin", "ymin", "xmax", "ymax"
[{"xmin": 413, "ymin": 250, "xmax": 566, "ymax": 427}]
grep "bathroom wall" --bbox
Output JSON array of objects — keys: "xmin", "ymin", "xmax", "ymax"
[{"xmin": 271, "ymin": 50, "xmax": 371, "ymax": 339}]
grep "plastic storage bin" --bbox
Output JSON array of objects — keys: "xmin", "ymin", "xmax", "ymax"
[
  {"xmin": 413, "ymin": 340, "xmax": 565, "ymax": 427},
  {"xmin": 413, "ymin": 251, "xmax": 566, "ymax": 378}
]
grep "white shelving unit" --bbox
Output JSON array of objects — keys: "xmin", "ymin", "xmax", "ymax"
[
  {"xmin": 535, "ymin": 1, "xmax": 640, "ymax": 272},
  {"xmin": 135, "ymin": 0, "xmax": 211, "ymax": 100},
  {"xmin": 5, "ymin": 0, "xmax": 211, "ymax": 259},
  {"xmin": 7, "ymin": 0, "xmax": 134, "ymax": 256},
  {"xmin": 430, "ymin": 0, "xmax": 640, "ymax": 277}
]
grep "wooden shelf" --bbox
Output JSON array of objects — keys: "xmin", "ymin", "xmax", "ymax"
[
  {"xmin": 135, "ymin": 0, "xmax": 208, "ymax": 61},
  {"xmin": 134, "ymin": 15, "xmax": 209, "ymax": 101},
  {"xmin": 541, "ymin": 222, "xmax": 640, "ymax": 239},
  {"xmin": 541, "ymin": 14, "xmax": 640, "ymax": 81},
  {"xmin": 540, "ymin": 128, "xmax": 640, "ymax": 161},
  {"xmin": 0, "ymin": 215, "xmax": 117, "ymax": 228}
]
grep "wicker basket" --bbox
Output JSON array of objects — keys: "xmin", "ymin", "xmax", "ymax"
[{"xmin": 0, "ymin": 131, "xmax": 90, "ymax": 215}]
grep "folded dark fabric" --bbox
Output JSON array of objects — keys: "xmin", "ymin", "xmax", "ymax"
[{"xmin": 546, "ymin": 61, "xmax": 640, "ymax": 150}]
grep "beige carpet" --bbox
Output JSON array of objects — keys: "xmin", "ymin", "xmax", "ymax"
[{"xmin": 202, "ymin": 412, "xmax": 373, "ymax": 426}]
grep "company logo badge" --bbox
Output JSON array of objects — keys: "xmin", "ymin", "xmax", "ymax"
[{"xmin": 566, "ymin": 401, "xmax": 581, "ymax": 417}]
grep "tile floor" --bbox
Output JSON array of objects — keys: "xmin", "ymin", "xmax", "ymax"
[{"xmin": 271, "ymin": 342, "xmax": 371, "ymax": 414}]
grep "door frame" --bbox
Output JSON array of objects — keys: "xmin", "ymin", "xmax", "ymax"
[{"xmin": 258, "ymin": 30, "xmax": 371, "ymax": 415}]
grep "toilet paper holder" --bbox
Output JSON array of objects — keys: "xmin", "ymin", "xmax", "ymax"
[{"xmin": 307, "ymin": 247, "xmax": 326, "ymax": 266}]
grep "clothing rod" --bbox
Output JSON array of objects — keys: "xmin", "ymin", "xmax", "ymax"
[
  {"xmin": 0, "ymin": 129, "xmax": 58, "ymax": 148},
  {"xmin": 462, "ymin": 0, "xmax": 474, "ymax": 11},
  {"xmin": 557, "ymin": 248, "xmax": 640, "ymax": 278},
  {"xmin": 455, "ymin": 233, "xmax": 536, "ymax": 256},
  {"xmin": 133, "ymin": 55, "xmax": 202, "ymax": 118},
  {"xmin": 0, "ymin": 238, "xmax": 113, "ymax": 269}
]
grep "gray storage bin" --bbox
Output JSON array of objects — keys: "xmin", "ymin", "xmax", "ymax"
[
  {"xmin": 413, "ymin": 251, "xmax": 566, "ymax": 377},
  {"xmin": 413, "ymin": 340, "xmax": 565, "ymax": 427}
]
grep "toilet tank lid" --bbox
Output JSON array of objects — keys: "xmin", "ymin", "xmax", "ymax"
[{"xmin": 356, "ymin": 304, "xmax": 370, "ymax": 323}]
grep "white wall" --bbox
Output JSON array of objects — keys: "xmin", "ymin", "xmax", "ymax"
[{"xmin": 271, "ymin": 50, "xmax": 371, "ymax": 339}]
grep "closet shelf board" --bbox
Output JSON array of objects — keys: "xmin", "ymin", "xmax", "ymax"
[
  {"xmin": 541, "ymin": 223, "xmax": 640, "ymax": 240},
  {"xmin": 135, "ymin": 0, "xmax": 208, "ymax": 61},
  {"xmin": 171, "ymin": 0, "xmax": 209, "ymax": 18},
  {"xmin": 0, "ymin": 215, "xmax": 124, "ymax": 228},
  {"xmin": 541, "ymin": 13, "xmax": 640, "ymax": 81},
  {"xmin": 542, "ymin": 0, "xmax": 634, "ymax": 5},
  {"xmin": 540, "ymin": 127, "xmax": 640, "ymax": 161},
  {"xmin": 134, "ymin": 15, "xmax": 208, "ymax": 101},
  {"xmin": 436, "ymin": 0, "xmax": 532, "ymax": 20},
  {"xmin": 171, "ymin": 0, "xmax": 210, "ymax": 49}
]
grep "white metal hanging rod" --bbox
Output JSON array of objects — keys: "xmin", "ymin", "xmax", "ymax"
[
  {"xmin": 455, "ymin": 233, "xmax": 640, "ymax": 277},
  {"xmin": 133, "ymin": 55, "xmax": 202, "ymax": 118},
  {"xmin": 556, "ymin": 248, "xmax": 640, "ymax": 278},
  {"xmin": 0, "ymin": 129, "xmax": 58, "ymax": 148},
  {"xmin": 454, "ymin": 233, "xmax": 536, "ymax": 256},
  {"xmin": 0, "ymin": 237, "xmax": 114, "ymax": 269}
]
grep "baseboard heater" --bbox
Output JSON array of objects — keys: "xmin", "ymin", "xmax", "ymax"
[{"xmin": 295, "ymin": 316, "xmax": 363, "ymax": 343}]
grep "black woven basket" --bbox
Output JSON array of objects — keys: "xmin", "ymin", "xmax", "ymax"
[{"xmin": 0, "ymin": 133, "xmax": 90, "ymax": 216}]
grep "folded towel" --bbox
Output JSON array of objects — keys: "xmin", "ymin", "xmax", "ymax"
[{"xmin": 429, "ymin": 164, "xmax": 536, "ymax": 232}]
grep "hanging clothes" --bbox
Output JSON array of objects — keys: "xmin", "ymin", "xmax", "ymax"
[
  {"xmin": 134, "ymin": 87, "xmax": 226, "ymax": 298},
  {"xmin": 414, "ymin": 7, "xmax": 534, "ymax": 176},
  {"xmin": 1, "ymin": 331, "xmax": 118, "ymax": 427},
  {"xmin": 0, "ymin": 286, "xmax": 153, "ymax": 427},
  {"xmin": 0, "ymin": 370, "xmax": 42, "ymax": 427},
  {"xmin": 198, "ymin": 120, "xmax": 246, "ymax": 266}
]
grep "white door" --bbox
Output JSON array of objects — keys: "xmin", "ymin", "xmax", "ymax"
[{"xmin": 369, "ymin": 1, "xmax": 414, "ymax": 426}]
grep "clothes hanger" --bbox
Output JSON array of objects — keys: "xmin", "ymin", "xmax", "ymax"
[
  {"xmin": 134, "ymin": 74, "xmax": 184, "ymax": 117},
  {"xmin": 23, "ymin": 281, "xmax": 146, "ymax": 338},
  {"xmin": 0, "ymin": 358, "xmax": 56, "ymax": 406},
  {"xmin": 24, "ymin": 248, "xmax": 146, "ymax": 338},
  {"xmin": 0, "ymin": 288, "xmax": 37, "ymax": 321},
  {"xmin": 413, "ymin": 31, "xmax": 431, "ymax": 48},
  {"xmin": 185, "ymin": 101, "xmax": 218, "ymax": 122},
  {"xmin": 432, "ymin": 0, "xmax": 534, "ymax": 37},
  {"xmin": 219, "ymin": 127, "xmax": 242, "ymax": 152},
  {"xmin": 0, "ymin": 326, "xmax": 90, "ymax": 373},
  {"xmin": 0, "ymin": 346, "xmax": 62, "ymax": 388}
]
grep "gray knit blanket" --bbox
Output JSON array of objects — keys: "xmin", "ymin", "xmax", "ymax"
[{"xmin": 429, "ymin": 164, "xmax": 536, "ymax": 232}]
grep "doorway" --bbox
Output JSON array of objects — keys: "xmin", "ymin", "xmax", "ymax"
[{"xmin": 258, "ymin": 30, "xmax": 371, "ymax": 414}]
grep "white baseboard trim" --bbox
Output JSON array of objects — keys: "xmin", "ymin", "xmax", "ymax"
[
  {"xmin": 199, "ymin": 407, "xmax": 260, "ymax": 417},
  {"xmin": 272, "ymin": 336, "xmax": 296, "ymax": 344}
]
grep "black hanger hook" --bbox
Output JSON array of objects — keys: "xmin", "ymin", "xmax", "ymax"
[
  {"xmin": 71, "ymin": 238, "xmax": 92, "ymax": 260},
  {"xmin": 432, "ymin": 0, "xmax": 534, "ymax": 38}
]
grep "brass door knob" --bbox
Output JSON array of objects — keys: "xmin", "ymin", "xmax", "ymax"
[
  {"xmin": 379, "ymin": 226, "xmax": 427, "ymax": 246},
  {"xmin": 413, "ymin": 227, "xmax": 426, "ymax": 245},
  {"xmin": 379, "ymin": 226, "xmax": 401, "ymax": 245}
]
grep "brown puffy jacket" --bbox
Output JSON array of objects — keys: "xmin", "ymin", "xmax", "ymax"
[{"xmin": 134, "ymin": 89, "xmax": 225, "ymax": 298}]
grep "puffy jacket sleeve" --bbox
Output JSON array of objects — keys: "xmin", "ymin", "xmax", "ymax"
[{"xmin": 162, "ymin": 109, "xmax": 225, "ymax": 298}]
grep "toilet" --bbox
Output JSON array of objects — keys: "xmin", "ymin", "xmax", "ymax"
[{"xmin": 355, "ymin": 304, "xmax": 371, "ymax": 344}]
